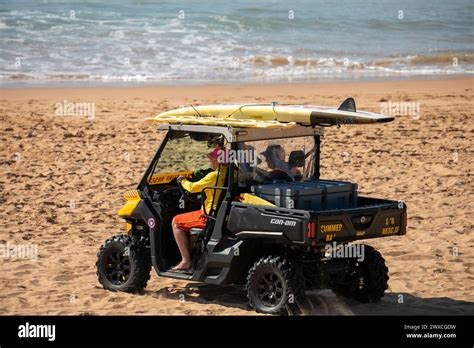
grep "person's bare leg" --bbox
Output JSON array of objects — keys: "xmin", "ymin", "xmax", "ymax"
[{"xmin": 171, "ymin": 219, "xmax": 192, "ymax": 270}]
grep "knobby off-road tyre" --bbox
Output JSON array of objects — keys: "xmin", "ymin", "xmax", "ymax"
[
  {"xmin": 332, "ymin": 245, "xmax": 389, "ymax": 303},
  {"xmin": 96, "ymin": 234, "xmax": 151, "ymax": 293},
  {"xmin": 245, "ymin": 255, "xmax": 304, "ymax": 315}
]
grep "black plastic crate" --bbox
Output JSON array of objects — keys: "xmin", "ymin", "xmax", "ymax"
[{"xmin": 250, "ymin": 179, "xmax": 357, "ymax": 211}]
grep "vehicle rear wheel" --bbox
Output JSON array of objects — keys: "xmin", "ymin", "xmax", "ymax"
[
  {"xmin": 96, "ymin": 234, "xmax": 151, "ymax": 293},
  {"xmin": 245, "ymin": 255, "xmax": 303, "ymax": 315},
  {"xmin": 332, "ymin": 245, "xmax": 389, "ymax": 303}
]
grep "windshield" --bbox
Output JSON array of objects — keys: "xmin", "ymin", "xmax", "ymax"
[
  {"xmin": 147, "ymin": 131, "xmax": 224, "ymax": 185},
  {"xmin": 236, "ymin": 136, "xmax": 315, "ymax": 186}
]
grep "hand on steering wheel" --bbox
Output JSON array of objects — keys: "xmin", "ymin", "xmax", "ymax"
[
  {"xmin": 176, "ymin": 176, "xmax": 189, "ymax": 197},
  {"xmin": 177, "ymin": 176, "xmax": 200, "ymax": 204}
]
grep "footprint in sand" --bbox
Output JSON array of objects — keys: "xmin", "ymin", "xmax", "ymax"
[
  {"xmin": 18, "ymin": 297, "xmax": 29, "ymax": 306},
  {"xmin": 54, "ymin": 274, "xmax": 75, "ymax": 282},
  {"xmin": 108, "ymin": 296, "xmax": 127, "ymax": 303},
  {"xmin": 90, "ymin": 291, "xmax": 108, "ymax": 299},
  {"xmin": 14, "ymin": 270, "xmax": 31, "ymax": 277},
  {"xmin": 13, "ymin": 263, "xmax": 37, "ymax": 270}
]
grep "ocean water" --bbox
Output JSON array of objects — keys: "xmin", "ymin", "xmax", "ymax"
[{"xmin": 0, "ymin": 0, "xmax": 473, "ymax": 86}]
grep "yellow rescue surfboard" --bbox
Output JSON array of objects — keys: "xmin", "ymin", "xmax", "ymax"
[{"xmin": 146, "ymin": 98, "xmax": 394, "ymax": 127}]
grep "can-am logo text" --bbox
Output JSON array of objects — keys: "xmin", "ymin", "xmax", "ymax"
[{"xmin": 270, "ymin": 218, "xmax": 297, "ymax": 227}]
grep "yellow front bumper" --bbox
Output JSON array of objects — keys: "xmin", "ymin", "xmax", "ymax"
[
  {"xmin": 118, "ymin": 189, "xmax": 141, "ymax": 218},
  {"xmin": 117, "ymin": 199, "xmax": 140, "ymax": 217}
]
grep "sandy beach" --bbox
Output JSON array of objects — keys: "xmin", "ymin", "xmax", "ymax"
[{"xmin": 0, "ymin": 76, "xmax": 473, "ymax": 315}]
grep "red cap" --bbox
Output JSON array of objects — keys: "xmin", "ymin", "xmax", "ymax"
[{"xmin": 208, "ymin": 148, "xmax": 229, "ymax": 163}]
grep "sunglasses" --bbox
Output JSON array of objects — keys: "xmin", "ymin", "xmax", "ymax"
[{"xmin": 207, "ymin": 139, "xmax": 221, "ymax": 148}]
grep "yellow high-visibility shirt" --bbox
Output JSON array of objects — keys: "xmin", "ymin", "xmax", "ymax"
[{"xmin": 181, "ymin": 166, "xmax": 227, "ymax": 215}]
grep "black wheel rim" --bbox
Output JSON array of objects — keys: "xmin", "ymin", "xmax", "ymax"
[
  {"xmin": 105, "ymin": 249, "xmax": 131, "ymax": 285},
  {"xmin": 349, "ymin": 262, "xmax": 367, "ymax": 292},
  {"xmin": 354, "ymin": 261, "xmax": 366, "ymax": 289},
  {"xmin": 256, "ymin": 272, "xmax": 284, "ymax": 307}
]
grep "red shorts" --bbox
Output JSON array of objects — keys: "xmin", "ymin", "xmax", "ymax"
[{"xmin": 173, "ymin": 210, "xmax": 207, "ymax": 232}]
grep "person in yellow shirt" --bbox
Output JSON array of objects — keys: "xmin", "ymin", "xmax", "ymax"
[{"xmin": 171, "ymin": 147, "xmax": 227, "ymax": 271}]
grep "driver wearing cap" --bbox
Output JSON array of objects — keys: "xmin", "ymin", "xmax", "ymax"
[{"xmin": 171, "ymin": 146, "xmax": 227, "ymax": 271}]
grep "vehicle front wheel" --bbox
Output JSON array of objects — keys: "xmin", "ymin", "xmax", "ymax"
[
  {"xmin": 96, "ymin": 234, "xmax": 151, "ymax": 293},
  {"xmin": 245, "ymin": 255, "xmax": 303, "ymax": 315}
]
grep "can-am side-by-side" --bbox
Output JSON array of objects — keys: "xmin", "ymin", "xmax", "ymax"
[{"xmin": 96, "ymin": 99, "xmax": 407, "ymax": 314}]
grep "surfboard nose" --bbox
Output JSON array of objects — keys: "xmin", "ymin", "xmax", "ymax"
[{"xmin": 376, "ymin": 116, "xmax": 395, "ymax": 123}]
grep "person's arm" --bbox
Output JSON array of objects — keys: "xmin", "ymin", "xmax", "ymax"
[{"xmin": 180, "ymin": 171, "xmax": 217, "ymax": 194}]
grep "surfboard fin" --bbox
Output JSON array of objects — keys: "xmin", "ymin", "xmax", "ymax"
[{"xmin": 338, "ymin": 97, "xmax": 356, "ymax": 112}]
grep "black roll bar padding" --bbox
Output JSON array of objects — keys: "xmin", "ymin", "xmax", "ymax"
[
  {"xmin": 210, "ymin": 163, "xmax": 222, "ymax": 216},
  {"xmin": 201, "ymin": 185, "xmax": 228, "ymax": 220},
  {"xmin": 207, "ymin": 137, "xmax": 226, "ymax": 215}
]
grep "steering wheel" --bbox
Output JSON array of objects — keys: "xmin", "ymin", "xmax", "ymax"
[{"xmin": 177, "ymin": 178, "xmax": 201, "ymax": 205}]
